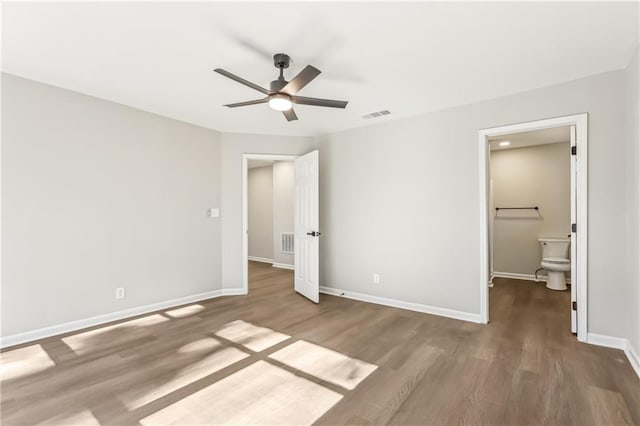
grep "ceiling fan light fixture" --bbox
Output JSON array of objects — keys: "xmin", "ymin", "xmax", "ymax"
[
  {"xmin": 268, "ymin": 94, "xmax": 293, "ymax": 111},
  {"xmin": 214, "ymin": 54, "xmax": 348, "ymax": 122}
]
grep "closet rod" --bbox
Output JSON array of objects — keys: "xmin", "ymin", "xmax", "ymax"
[{"xmin": 495, "ymin": 206, "xmax": 539, "ymax": 211}]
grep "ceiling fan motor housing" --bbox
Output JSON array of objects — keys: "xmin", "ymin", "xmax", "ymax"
[{"xmin": 273, "ymin": 53, "xmax": 290, "ymax": 69}]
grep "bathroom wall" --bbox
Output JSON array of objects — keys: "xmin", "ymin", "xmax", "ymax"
[
  {"xmin": 272, "ymin": 162, "xmax": 295, "ymax": 267},
  {"xmin": 491, "ymin": 142, "xmax": 571, "ymax": 277},
  {"xmin": 247, "ymin": 166, "xmax": 274, "ymax": 261}
]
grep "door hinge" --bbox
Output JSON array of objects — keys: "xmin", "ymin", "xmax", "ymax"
[
  {"xmin": 572, "ymin": 223, "xmax": 577, "ymax": 233},
  {"xmin": 572, "ymin": 301, "xmax": 577, "ymax": 311},
  {"xmin": 571, "ymin": 146, "xmax": 577, "ymax": 155}
]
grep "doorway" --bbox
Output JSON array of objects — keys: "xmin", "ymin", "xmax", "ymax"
[
  {"xmin": 478, "ymin": 114, "xmax": 588, "ymax": 341},
  {"xmin": 241, "ymin": 152, "xmax": 321, "ymax": 303},
  {"xmin": 247, "ymin": 159, "xmax": 295, "ymax": 268}
]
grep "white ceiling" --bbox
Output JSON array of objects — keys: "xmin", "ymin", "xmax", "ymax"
[
  {"xmin": 489, "ymin": 126, "xmax": 570, "ymax": 151},
  {"xmin": 2, "ymin": 2, "xmax": 638, "ymax": 137}
]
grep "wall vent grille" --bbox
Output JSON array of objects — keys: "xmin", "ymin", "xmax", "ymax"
[
  {"xmin": 362, "ymin": 110, "xmax": 391, "ymax": 119},
  {"xmin": 281, "ymin": 232, "xmax": 294, "ymax": 254}
]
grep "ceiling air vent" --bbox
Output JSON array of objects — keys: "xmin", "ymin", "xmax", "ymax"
[{"xmin": 362, "ymin": 110, "xmax": 391, "ymax": 119}]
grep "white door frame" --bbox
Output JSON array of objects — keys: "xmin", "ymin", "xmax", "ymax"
[
  {"xmin": 242, "ymin": 153, "xmax": 299, "ymax": 294},
  {"xmin": 478, "ymin": 113, "xmax": 588, "ymax": 342}
]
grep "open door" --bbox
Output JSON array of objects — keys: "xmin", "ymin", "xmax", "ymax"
[
  {"xmin": 294, "ymin": 150, "xmax": 320, "ymax": 303},
  {"xmin": 570, "ymin": 125, "xmax": 577, "ymax": 333}
]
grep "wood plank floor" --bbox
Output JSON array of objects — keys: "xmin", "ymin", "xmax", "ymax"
[{"xmin": 2, "ymin": 262, "xmax": 639, "ymax": 425}]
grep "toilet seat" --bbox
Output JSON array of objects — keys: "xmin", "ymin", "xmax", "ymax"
[{"xmin": 542, "ymin": 257, "xmax": 570, "ymax": 264}]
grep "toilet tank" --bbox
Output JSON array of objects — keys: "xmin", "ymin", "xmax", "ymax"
[{"xmin": 538, "ymin": 238, "xmax": 570, "ymax": 259}]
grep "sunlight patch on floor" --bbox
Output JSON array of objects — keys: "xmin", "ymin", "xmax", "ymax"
[
  {"xmin": 39, "ymin": 408, "xmax": 100, "ymax": 426},
  {"xmin": 0, "ymin": 344, "xmax": 56, "ymax": 381},
  {"xmin": 165, "ymin": 304, "xmax": 204, "ymax": 318},
  {"xmin": 214, "ymin": 320, "xmax": 290, "ymax": 352},
  {"xmin": 177, "ymin": 337, "xmax": 221, "ymax": 354},
  {"xmin": 62, "ymin": 314, "xmax": 169, "ymax": 355},
  {"xmin": 140, "ymin": 360, "xmax": 342, "ymax": 426},
  {"xmin": 269, "ymin": 340, "xmax": 378, "ymax": 390},
  {"xmin": 122, "ymin": 341, "xmax": 248, "ymax": 410}
]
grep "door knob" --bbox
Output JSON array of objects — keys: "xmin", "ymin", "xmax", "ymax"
[{"xmin": 306, "ymin": 231, "xmax": 322, "ymax": 237}]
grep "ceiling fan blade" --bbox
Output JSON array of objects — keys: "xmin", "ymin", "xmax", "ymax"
[
  {"xmin": 214, "ymin": 69, "xmax": 271, "ymax": 95},
  {"xmin": 282, "ymin": 108, "xmax": 298, "ymax": 122},
  {"xmin": 292, "ymin": 95, "xmax": 348, "ymax": 109},
  {"xmin": 280, "ymin": 65, "xmax": 321, "ymax": 95},
  {"xmin": 224, "ymin": 98, "xmax": 269, "ymax": 108}
]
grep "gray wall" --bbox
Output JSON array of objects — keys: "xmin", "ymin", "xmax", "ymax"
[
  {"xmin": 220, "ymin": 133, "xmax": 314, "ymax": 290},
  {"xmin": 3, "ymin": 47, "xmax": 638, "ymax": 352},
  {"xmin": 314, "ymin": 67, "xmax": 630, "ymax": 339},
  {"xmin": 2, "ymin": 73, "xmax": 222, "ymax": 336},
  {"xmin": 247, "ymin": 166, "xmax": 273, "ymax": 260},
  {"xmin": 272, "ymin": 161, "xmax": 295, "ymax": 266},
  {"xmin": 491, "ymin": 142, "xmax": 571, "ymax": 276},
  {"xmin": 624, "ymin": 47, "xmax": 639, "ymax": 355}
]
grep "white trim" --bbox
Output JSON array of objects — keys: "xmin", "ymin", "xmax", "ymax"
[
  {"xmin": 492, "ymin": 271, "xmax": 571, "ymax": 284},
  {"xmin": 587, "ymin": 333, "xmax": 640, "ymax": 379},
  {"xmin": 242, "ymin": 155, "xmax": 249, "ymax": 296},
  {"xmin": 624, "ymin": 341, "xmax": 640, "ymax": 379},
  {"xmin": 242, "ymin": 153, "xmax": 299, "ymax": 294},
  {"xmin": 320, "ymin": 286, "xmax": 481, "ymax": 323},
  {"xmin": 246, "ymin": 256, "xmax": 294, "ymax": 271},
  {"xmin": 479, "ymin": 113, "xmax": 588, "ymax": 341},
  {"xmin": 247, "ymin": 256, "xmax": 274, "ymax": 264},
  {"xmin": 221, "ymin": 288, "xmax": 246, "ymax": 296},
  {"xmin": 272, "ymin": 262, "xmax": 294, "ymax": 270},
  {"xmin": 1, "ymin": 290, "xmax": 223, "ymax": 349},
  {"xmin": 479, "ymin": 128, "xmax": 490, "ymax": 324},
  {"xmin": 587, "ymin": 332, "xmax": 627, "ymax": 349}
]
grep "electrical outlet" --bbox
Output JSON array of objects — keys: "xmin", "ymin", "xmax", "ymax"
[
  {"xmin": 115, "ymin": 287, "xmax": 125, "ymax": 299},
  {"xmin": 373, "ymin": 273, "xmax": 380, "ymax": 284}
]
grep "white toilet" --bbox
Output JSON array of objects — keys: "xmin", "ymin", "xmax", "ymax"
[{"xmin": 538, "ymin": 238, "xmax": 571, "ymax": 291}]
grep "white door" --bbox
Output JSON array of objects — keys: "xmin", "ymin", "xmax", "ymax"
[
  {"xmin": 570, "ymin": 125, "xmax": 577, "ymax": 333},
  {"xmin": 294, "ymin": 150, "xmax": 320, "ymax": 303}
]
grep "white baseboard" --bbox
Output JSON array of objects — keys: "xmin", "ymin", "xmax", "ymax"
[
  {"xmin": 587, "ymin": 333, "xmax": 640, "ymax": 379},
  {"xmin": 272, "ymin": 263, "xmax": 294, "ymax": 270},
  {"xmin": 247, "ymin": 256, "xmax": 293, "ymax": 271},
  {"xmin": 248, "ymin": 256, "xmax": 273, "ymax": 264},
  {"xmin": 319, "ymin": 286, "xmax": 481, "ymax": 323},
  {"xmin": 586, "ymin": 332, "xmax": 627, "ymax": 349},
  {"xmin": 624, "ymin": 341, "xmax": 640, "ymax": 379},
  {"xmin": 492, "ymin": 271, "xmax": 571, "ymax": 284},
  {"xmin": 221, "ymin": 288, "xmax": 246, "ymax": 296},
  {"xmin": 1, "ymin": 289, "xmax": 225, "ymax": 349},
  {"xmin": 248, "ymin": 256, "xmax": 293, "ymax": 271}
]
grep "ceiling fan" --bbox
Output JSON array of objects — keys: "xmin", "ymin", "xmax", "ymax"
[{"xmin": 214, "ymin": 53, "xmax": 348, "ymax": 122}]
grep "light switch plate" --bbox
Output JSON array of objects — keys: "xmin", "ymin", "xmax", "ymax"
[
  {"xmin": 115, "ymin": 287, "xmax": 125, "ymax": 299},
  {"xmin": 208, "ymin": 208, "xmax": 220, "ymax": 218}
]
